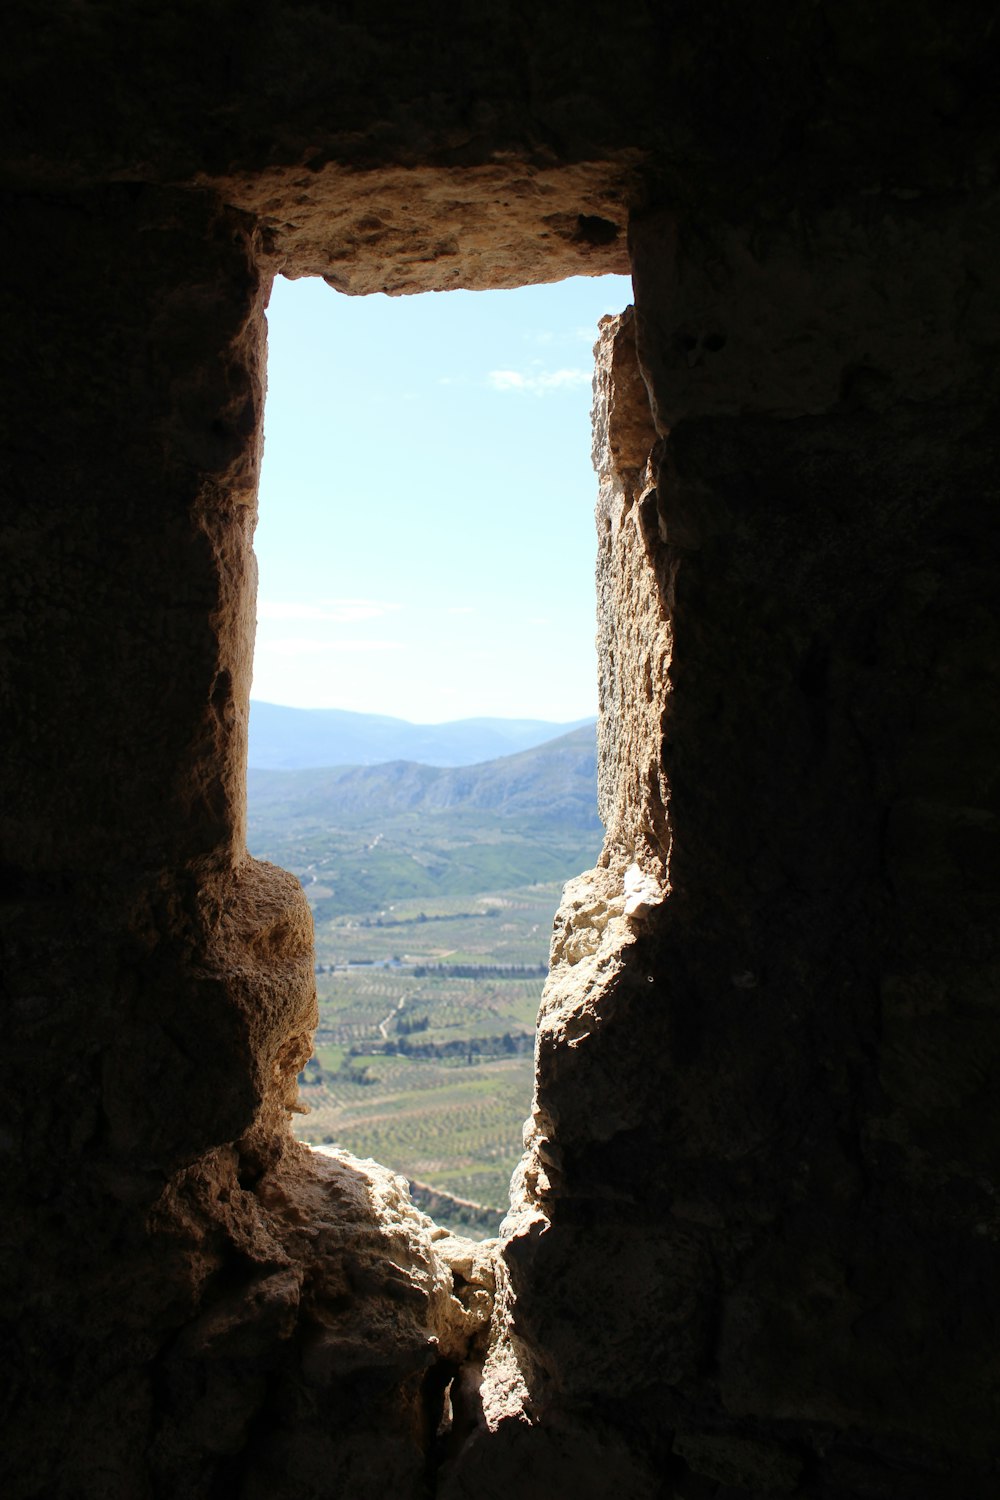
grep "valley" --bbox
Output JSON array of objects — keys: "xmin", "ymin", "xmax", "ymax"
[{"xmin": 246, "ymin": 718, "xmax": 602, "ymax": 1235}]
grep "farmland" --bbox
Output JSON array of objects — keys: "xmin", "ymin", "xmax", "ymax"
[
  {"xmin": 246, "ymin": 727, "xmax": 602, "ymax": 1235},
  {"xmin": 292, "ymin": 886, "xmax": 571, "ymax": 1232}
]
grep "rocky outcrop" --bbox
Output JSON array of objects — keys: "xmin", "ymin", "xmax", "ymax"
[
  {"xmin": 2, "ymin": 5, "xmax": 999, "ymax": 1498},
  {"xmin": 140, "ymin": 1141, "xmax": 494, "ymax": 1500},
  {"xmin": 445, "ymin": 200, "xmax": 1000, "ymax": 1495}
]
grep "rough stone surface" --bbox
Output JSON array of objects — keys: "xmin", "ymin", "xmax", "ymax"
[
  {"xmin": 3, "ymin": 5, "xmax": 1000, "ymax": 1498},
  {"xmin": 458, "ymin": 200, "xmax": 1000, "ymax": 1496},
  {"xmin": 224, "ymin": 160, "xmax": 634, "ymax": 294}
]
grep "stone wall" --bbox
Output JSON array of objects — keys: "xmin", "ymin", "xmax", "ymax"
[
  {"xmin": 456, "ymin": 200, "xmax": 1000, "ymax": 1498},
  {"xmin": 2, "ymin": 6, "xmax": 998, "ymax": 1498}
]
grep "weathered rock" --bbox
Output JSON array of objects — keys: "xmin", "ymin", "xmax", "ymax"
[
  {"xmin": 455, "ymin": 192, "xmax": 1000, "ymax": 1498},
  {"xmin": 2, "ymin": 5, "xmax": 999, "ymax": 1498}
]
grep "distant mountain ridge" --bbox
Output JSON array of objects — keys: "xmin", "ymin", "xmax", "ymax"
[
  {"xmin": 248, "ymin": 700, "xmax": 596, "ymax": 770},
  {"xmin": 248, "ymin": 724, "xmax": 600, "ymax": 830}
]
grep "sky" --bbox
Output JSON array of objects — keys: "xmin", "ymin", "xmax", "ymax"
[{"xmin": 251, "ymin": 271, "xmax": 634, "ymax": 724}]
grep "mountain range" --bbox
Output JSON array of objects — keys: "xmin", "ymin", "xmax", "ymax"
[
  {"xmin": 248, "ymin": 724, "xmax": 600, "ymax": 831},
  {"xmin": 248, "ymin": 700, "xmax": 596, "ymax": 771}
]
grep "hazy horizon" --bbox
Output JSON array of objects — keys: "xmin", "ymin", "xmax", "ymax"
[{"xmin": 249, "ymin": 696, "xmax": 596, "ymax": 729}]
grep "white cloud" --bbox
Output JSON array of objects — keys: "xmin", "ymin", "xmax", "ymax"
[
  {"xmin": 258, "ymin": 599, "xmax": 399, "ymax": 623},
  {"xmin": 261, "ymin": 636, "xmax": 405, "ymax": 656},
  {"xmin": 487, "ymin": 366, "xmax": 592, "ymax": 395}
]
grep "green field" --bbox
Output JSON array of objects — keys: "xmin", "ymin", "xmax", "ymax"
[
  {"xmin": 293, "ymin": 883, "xmax": 567, "ymax": 1229},
  {"xmin": 247, "ymin": 743, "xmax": 601, "ymax": 1235}
]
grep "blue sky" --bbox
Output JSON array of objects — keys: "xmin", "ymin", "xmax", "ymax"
[{"xmin": 252, "ymin": 272, "xmax": 633, "ymax": 723}]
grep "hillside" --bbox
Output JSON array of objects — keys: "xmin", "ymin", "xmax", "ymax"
[
  {"xmin": 248, "ymin": 699, "xmax": 596, "ymax": 770},
  {"xmin": 245, "ymin": 725, "xmax": 604, "ymax": 1225},
  {"xmin": 247, "ymin": 723, "xmax": 599, "ymax": 827},
  {"xmin": 247, "ymin": 725, "xmax": 601, "ymax": 920}
]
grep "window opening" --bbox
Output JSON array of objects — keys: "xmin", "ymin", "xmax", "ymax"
[{"xmin": 247, "ymin": 273, "xmax": 631, "ymax": 1237}]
